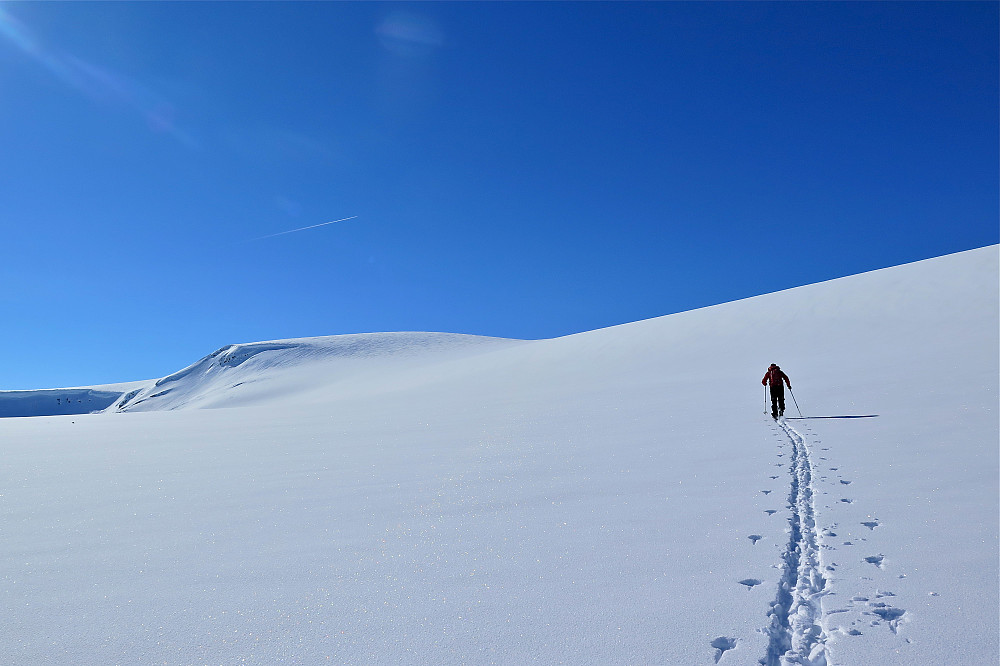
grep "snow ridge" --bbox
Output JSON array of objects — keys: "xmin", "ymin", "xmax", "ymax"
[
  {"xmin": 762, "ymin": 419, "xmax": 830, "ymax": 666},
  {"xmin": 0, "ymin": 387, "xmax": 129, "ymax": 417},
  {"xmin": 111, "ymin": 332, "xmax": 520, "ymax": 412}
]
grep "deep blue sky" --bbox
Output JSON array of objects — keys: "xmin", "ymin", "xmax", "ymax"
[{"xmin": 1, "ymin": 2, "xmax": 997, "ymax": 389}]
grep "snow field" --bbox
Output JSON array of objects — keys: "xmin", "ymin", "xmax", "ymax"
[{"xmin": 0, "ymin": 245, "xmax": 996, "ymax": 664}]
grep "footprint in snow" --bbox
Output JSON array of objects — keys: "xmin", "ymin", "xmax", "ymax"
[
  {"xmin": 871, "ymin": 605, "xmax": 905, "ymax": 621},
  {"xmin": 861, "ymin": 520, "xmax": 880, "ymax": 530},
  {"xmin": 765, "ymin": 510, "xmax": 778, "ymax": 516},
  {"xmin": 760, "ymin": 490, "xmax": 772, "ymax": 495},
  {"xmin": 840, "ymin": 480, "xmax": 852, "ymax": 485},
  {"xmin": 864, "ymin": 554, "xmax": 885, "ymax": 568},
  {"xmin": 748, "ymin": 534, "xmax": 763, "ymax": 544},
  {"xmin": 869, "ymin": 604, "xmax": 907, "ymax": 634},
  {"xmin": 840, "ymin": 498, "xmax": 854, "ymax": 504},
  {"xmin": 738, "ymin": 578, "xmax": 762, "ymax": 590},
  {"xmin": 710, "ymin": 636, "xmax": 736, "ymax": 663}
]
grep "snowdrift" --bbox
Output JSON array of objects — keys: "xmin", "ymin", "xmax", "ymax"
[
  {"xmin": 0, "ymin": 245, "xmax": 996, "ymax": 665},
  {"xmin": 0, "ymin": 383, "xmax": 145, "ymax": 418},
  {"xmin": 111, "ymin": 332, "xmax": 523, "ymax": 412}
]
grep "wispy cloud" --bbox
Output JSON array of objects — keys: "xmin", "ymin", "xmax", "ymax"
[{"xmin": 376, "ymin": 11, "xmax": 444, "ymax": 58}]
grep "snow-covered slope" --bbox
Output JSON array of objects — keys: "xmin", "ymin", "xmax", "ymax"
[
  {"xmin": 0, "ymin": 382, "xmax": 147, "ymax": 418},
  {"xmin": 110, "ymin": 332, "xmax": 523, "ymax": 412},
  {"xmin": 0, "ymin": 333, "xmax": 520, "ymax": 418},
  {"xmin": 0, "ymin": 246, "xmax": 996, "ymax": 665}
]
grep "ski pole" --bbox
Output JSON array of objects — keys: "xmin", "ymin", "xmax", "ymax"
[
  {"xmin": 763, "ymin": 385, "xmax": 768, "ymax": 415},
  {"xmin": 788, "ymin": 387, "xmax": 803, "ymax": 417}
]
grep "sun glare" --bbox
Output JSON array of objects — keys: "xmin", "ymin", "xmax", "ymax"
[{"xmin": 0, "ymin": 5, "xmax": 196, "ymax": 147}]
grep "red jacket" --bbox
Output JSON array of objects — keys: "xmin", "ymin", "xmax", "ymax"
[{"xmin": 762, "ymin": 366, "xmax": 791, "ymax": 388}]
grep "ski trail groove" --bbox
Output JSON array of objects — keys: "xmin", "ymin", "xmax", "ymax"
[{"xmin": 761, "ymin": 419, "xmax": 830, "ymax": 666}]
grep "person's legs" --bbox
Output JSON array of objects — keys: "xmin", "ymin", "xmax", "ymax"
[{"xmin": 770, "ymin": 385, "xmax": 785, "ymax": 418}]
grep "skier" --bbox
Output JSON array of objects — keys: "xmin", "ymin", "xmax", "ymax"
[{"xmin": 762, "ymin": 364, "xmax": 791, "ymax": 419}]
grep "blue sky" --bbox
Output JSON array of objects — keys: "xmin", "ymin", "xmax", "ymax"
[{"xmin": 1, "ymin": 1, "xmax": 997, "ymax": 389}]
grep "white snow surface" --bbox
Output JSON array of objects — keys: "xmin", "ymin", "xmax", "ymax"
[{"xmin": 1, "ymin": 246, "xmax": 996, "ymax": 665}]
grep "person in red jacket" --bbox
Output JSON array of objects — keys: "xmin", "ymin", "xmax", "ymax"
[{"xmin": 762, "ymin": 364, "xmax": 791, "ymax": 419}]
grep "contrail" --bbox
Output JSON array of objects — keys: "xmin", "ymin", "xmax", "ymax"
[{"xmin": 250, "ymin": 216, "xmax": 358, "ymax": 241}]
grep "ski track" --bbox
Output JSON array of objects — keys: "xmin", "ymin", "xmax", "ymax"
[{"xmin": 760, "ymin": 418, "xmax": 830, "ymax": 666}]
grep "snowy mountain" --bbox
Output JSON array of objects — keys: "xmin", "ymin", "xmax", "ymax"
[
  {"xmin": 1, "ymin": 245, "xmax": 996, "ymax": 665},
  {"xmin": 110, "ymin": 332, "xmax": 524, "ymax": 413}
]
